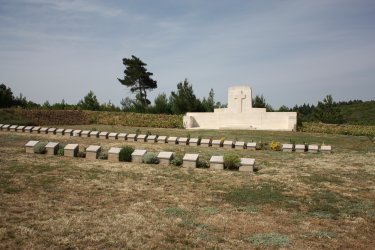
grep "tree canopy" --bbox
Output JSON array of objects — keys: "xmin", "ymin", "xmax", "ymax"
[
  {"xmin": 118, "ymin": 55, "xmax": 157, "ymax": 106},
  {"xmin": 78, "ymin": 90, "xmax": 100, "ymax": 111}
]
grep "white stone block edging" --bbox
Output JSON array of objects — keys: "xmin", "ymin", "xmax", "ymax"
[
  {"xmin": 40, "ymin": 127, "xmax": 48, "ymax": 134},
  {"xmin": 64, "ymin": 144, "xmax": 79, "ymax": 157},
  {"xmin": 25, "ymin": 140, "xmax": 39, "ymax": 153},
  {"xmin": 295, "ymin": 144, "xmax": 306, "ymax": 152},
  {"xmin": 45, "ymin": 142, "xmax": 59, "ymax": 155},
  {"xmin": 10, "ymin": 125, "xmax": 18, "ymax": 131},
  {"xmin": 147, "ymin": 135, "xmax": 157, "ymax": 143},
  {"xmin": 239, "ymin": 158, "xmax": 255, "ymax": 172},
  {"xmin": 127, "ymin": 134, "xmax": 137, "ymax": 141},
  {"xmin": 157, "ymin": 151, "xmax": 174, "ymax": 165},
  {"xmin": 209, "ymin": 155, "xmax": 224, "ymax": 170},
  {"xmin": 86, "ymin": 145, "xmax": 101, "ymax": 160},
  {"xmin": 211, "ymin": 139, "xmax": 222, "ymax": 148},
  {"xmin": 131, "ymin": 149, "xmax": 147, "ymax": 163},
  {"xmin": 178, "ymin": 137, "xmax": 189, "ymax": 145},
  {"xmin": 183, "ymin": 153, "xmax": 199, "ymax": 168}
]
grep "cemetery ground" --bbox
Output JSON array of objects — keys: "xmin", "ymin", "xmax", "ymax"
[{"xmin": 0, "ymin": 125, "xmax": 374, "ymax": 249}]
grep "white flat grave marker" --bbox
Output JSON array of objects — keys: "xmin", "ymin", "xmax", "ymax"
[
  {"xmin": 223, "ymin": 140, "xmax": 234, "ymax": 149},
  {"xmin": 64, "ymin": 144, "xmax": 79, "ymax": 157},
  {"xmin": 239, "ymin": 158, "xmax": 255, "ymax": 172},
  {"xmin": 45, "ymin": 142, "xmax": 59, "ymax": 155},
  {"xmin": 81, "ymin": 130, "xmax": 90, "ymax": 137},
  {"xmin": 108, "ymin": 132, "xmax": 118, "ymax": 140},
  {"xmin": 24, "ymin": 126, "xmax": 33, "ymax": 133},
  {"xmin": 55, "ymin": 128, "xmax": 65, "ymax": 135},
  {"xmin": 131, "ymin": 149, "xmax": 147, "ymax": 163},
  {"xmin": 99, "ymin": 132, "xmax": 109, "ymax": 139},
  {"xmin": 86, "ymin": 145, "xmax": 101, "ymax": 160},
  {"xmin": 157, "ymin": 135, "xmax": 167, "ymax": 143},
  {"xmin": 282, "ymin": 144, "xmax": 293, "ymax": 152},
  {"xmin": 200, "ymin": 139, "xmax": 211, "ymax": 147},
  {"xmin": 47, "ymin": 128, "xmax": 57, "ymax": 134},
  {"xmin": 137, "ymin": 134, "xmax": 147, "ymax": 142},
  {"xmin": 246, "ymin": 142, "xmax": 256, "ymax": 150},
  {"xmin": 25, "ymin": 140, "xmax": 39, "ymax": 153},
  {"xmin": 210, "ymin": 155, "xmax": 224, "ymax": 170},
  {"xmin": 40, "ymin": 127, "xmax": 48, "ymax": 134},
  {"xmin": 189, "ymin": 138, "xmax": 199, "ymax": 146},
  {"xmin": 108, "ymin": 147, "xmax": 121, "ymax": 162},
  {"xmin": 64, "ymin": 129, "xmax": 73, "ymax": 136},
  {"xmin": 178, "ymin": 137, "xmax": 189, "ymax": 145},
  {"xmin": 73, "ymin": 130, "xmax": 82, "ymax": 137},
  {"xmin": 117, "ymin": 133, "xmax": 127, "ymax": 140},
  {"xmin": 1, "ymin": 124, "xmax": 10, "ymax": 131},
  {"xmin": 31, "ymin": 126, "xmax": 41, "ymax": 133},
  {"xmin": 147, "ymin": 135, "xmax": 157, "ymax": 143},
  {"xmin": 127, "ymin": 134, "xmax": 137, "ymax": 141},
  {"xmin": 183, "ymin": 153, "xmax": 199, "ymax": 168},
  {"xmin": 308, "ymin": 145, "xmax": 319, "ymax": 153},
  {"xmin": 16, "ymin": 126, "xmax": 25, "ymax": 132},
  {"xmin": 10, "ymin": 125, "xmax": 18, "ymax": 131},
  {"xmin": 167, "ymin": 136, "xmax": 178, "ymax": 144},
  {"xmin": 295, "ymin": 144, "xmax": 306, "ymax": 152},
  {"xmin": 89, "ymin": 131, "xmax": 100, "ymax": 138},
  {"xmin": 157, "ymin": 151, "xmax": 174, "ymax": 165},
  {"xmin": 320, "ymin": 145, "xmax": 332, "ymax": 153},
  {"xmin": 235, "ymin": 141, "xmax": 245, "ymax": 149},
  {"xmin": 211, "ymin": 139, "xmax": 222, "ymax": 148}
]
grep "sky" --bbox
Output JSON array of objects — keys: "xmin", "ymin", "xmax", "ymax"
[{"xmin": 0, "ymin": 0, "xmax": 374, "ymax": 109}]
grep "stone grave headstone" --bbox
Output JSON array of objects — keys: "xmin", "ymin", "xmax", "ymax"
[
  {"xmin": 117, "ymin": 133, "xmax": 127, "ymax": 140},
  {"xmin": 239, "ymin": 158, "xmax": 255, "ymax": 172},
  {"xmin": 64, "ymin": 129, "xmax": 73, "ymax": 136},
  {"xmin": 55, "ymin": 128, "xmax": 65, "ymax": 136},
  {"xmin": 16, "ymin": 126, "xmax": 25, "ymax": 132},
  {"xmin": 320, "ymin": 145, "xmax": 332, "ymax": 153},
  {"xmin": 200, "ymin": 138, "xmax": 211, "ymax": 147},
  {"xmin": 99, "ymin": 132, "xmax": 109, "ymax": 139},
  {"xmin": 47, "ymin": 128, "xmax": 57, "ymax": 134},
  {"xmin": 246, "ymin": 142, "xmax": 256, "ymax": 150},
  {"xmin": 178, "ymin": 137, "xmax": 189, "ymax": 145},
  {"xmin": 308, "ymin": 144, "xmax": 319, "ymax": 153},
  {"xmin": 235, "ymin": 141, "xmax": 245, "ymax": 149},
  {"xmin": 108, "ymin": 147, "xmax": 121, "ymax": 162},
  {"xmin": 223, "ymin": 140, "xmax": 234, "ymax": 149},
  {"xmin": 209, "ymin": 155, "xmax": 224, "ymax": 170},
  {"xmin": 127, "ymin": 133, "xmax": 137, "ymax": 141},
  {"xmin": 295, "ymin": 144, "xmax": 306, "ymax": 152},
  {"xmin": 183, "ymin": 153, "xmax": 199, "ymax": 168},
  {"xmin": 86, "ymin": 145, "xmax": 101, "ymax": 160},
  {"xmin": 108, "ymin": 132, "xmax": 118, "ymax": 140},
  {"xmin": 189, "ymin": 138, "xmax": 199, "ymax": 146},
  {"xmin": 81, "ymin": 130, "xmax": 90, "ymax": 137},
  {"xmin": 157, "ymin": 135, "xmax": 167, "ymax": 143},
  {"xmin": 137, "ymin": 134, "xmax": 147, "ymax": 142},
  {"xmin": 31, "ymin": 126, "xmax": 41, "ymax": 133},
  {"xmin": 211, "ymin": 139, "xmax": 222, "ymax": 148},
  {"xmin": 25, "ymin": 140, "xmax": 39, "ymax": 153},
  {"xmin": 89, "ymin": 131, "xmax": 100, "ymax": 138},
  {"xmin": 131, "ymin": 149, "xmax": 147, "ymax": 163},
  {"xmin": 282, "ymin": 144, "xmax": 293, "ymax": 152},
  {"xmin": 73, "ymin": 130, "xmax": 82, "ymax": 137},
  {"xmin": 147, "ymin": 135, "xmax": 157, "ymax": 143},
  {"xmin": 40, "ymin": 127, "xmax": 48, "ymax": 134},
  {"xmin": 1, "ymin": 124, "xmax": 10, "ymax": 131},
  {"xmin": 10, "ymin": 125, "xmax": 18, "ymax": 131},
  {"xmin": 24, "ymin": 126, "xmax": 33, "ymax": 133},
  {"xmin": 64, "ymin": 144, "xmax": 79, "ymax": 157},
  {"xmin": 167, "ymin": 136, "xmax": 178, "ymax": 144},
  {"xmin": 157, "ymin": 151, "xmax": 174, "ymax": 165},
  {"xmin": 45, "ymin": 142, "xmax": 59, "ymax": 155}
]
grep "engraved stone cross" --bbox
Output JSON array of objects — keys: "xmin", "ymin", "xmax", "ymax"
[{"xmin": 234, "ymin": 91, "xmax": 246, "ymax": 113}]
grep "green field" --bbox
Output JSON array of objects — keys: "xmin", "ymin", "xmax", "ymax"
[{"xmin": 0, "ymin": 126, "xmax": 374, "ymax": 249}]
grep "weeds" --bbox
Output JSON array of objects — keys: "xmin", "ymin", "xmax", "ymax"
[{"xmin": 248, "ymin": 233, "xmax": 290, "ymax": 247}]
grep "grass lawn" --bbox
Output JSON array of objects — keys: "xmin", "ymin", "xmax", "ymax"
[{"xmin": 0, "ymin": 125, "xmax": 374, "ymax": 249}]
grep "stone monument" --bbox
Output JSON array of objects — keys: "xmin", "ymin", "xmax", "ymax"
[{"xmin": 183, "ymin": 86, "xmax": 297, "ymax": 131}]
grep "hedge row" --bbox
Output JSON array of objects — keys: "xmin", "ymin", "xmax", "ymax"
[{"xmin": 301, "ymin": 122, "xmax": 375, "ymax": 137}]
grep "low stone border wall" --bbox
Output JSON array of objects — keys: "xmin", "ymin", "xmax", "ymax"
[{"xmin": 0, "ymin": 124, "xmax": 331, "ymax": 153}]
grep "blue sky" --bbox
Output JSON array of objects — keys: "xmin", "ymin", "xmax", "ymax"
[{"xmin": 1, "ymin": 0, "xmax": 374, "ymax": 108}]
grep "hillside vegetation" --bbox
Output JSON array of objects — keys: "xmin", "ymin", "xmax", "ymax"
[{"xmin": 339, "ymin": 101, "xmax": 375, "ymax": 125}]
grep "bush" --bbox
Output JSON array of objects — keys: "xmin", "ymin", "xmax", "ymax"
[
  {"xmin": 119, "ymin": 146, "xmax": 134, "ymax": 162},
  {"xmin": 197, "ymin": 159, "xmax": 209, "ymax": 168},
  {"xmin": 270, "ymin": 141, "xmax": 281, "ymax": 151},
  {"xmin": 98, "ymin": 152, "xmax": 108, "ymax": 160},
  {"xmin": 142, "ymin": 152, "xmax": 159, "ymax": 164},
  {"xmin": 77, "ymin": 147, "xmax": 86, "ymax": 158},
  {"xmin": 57, "ymin": 147, "xmax": 64, "ymax": 156},
  {"xmin": 224, "ymin": 154, "xmax": 241, "ymax": 169},
  {"xmin": 34, "ymin": 142, "xmax": 47, "ymax": 154},
  {"xmin": 170, "ymin": 156, "xmax": 183, "ymax": 166}
]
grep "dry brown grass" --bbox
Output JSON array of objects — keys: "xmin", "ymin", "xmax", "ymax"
[{"xmin": 0, "ymin": 129, "xmax": 374, "ymax": 249}]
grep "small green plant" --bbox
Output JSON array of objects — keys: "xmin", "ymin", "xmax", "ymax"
[
  {"xmin": 142, "ymin": 152, "xmax": 159, "ymax": 164},
  {"xmin": 119, "ymin": 146, "xmax": 135, "ymax": 162},
  {"xmin": 146, "ymin": 130, "xmax": 151, "ymax": 136},
  {"xmin": 248, "ymin": 233, "xmax": 290, "ymax": 247},
  {"xmin": 197, "ymin": 159, "xmax": 209, "ymax": 168},
  {"xmin": 224, "ymin": 153, "xmax": 241, "ymax": 169},
  {"xmin": 98, "ymin": 152, "xmax": 108, "ymax": 160},
  {"xmin": 57, "ymin": 147, "xmax": 64, "ymax": 156},
  {"xmin": 170, "ymin": 156, "xmax": 183, "ymax": 166},
  {"xmin": 197, "ymin": 136, "xmax": 202, "ymax": 145},
  {"xmin": 77, "ymin": 147, "xmax": 86, "ymax": 158},
  {"xmin": 270, "ymin": 141, "xmax": 281, "ymax": 151},
  {"xmin": 135, "ymin": 128, "xmax": 141, "ymax": 134},
  {"xmin": 34, "ymin": 142, "xmax": 47, "ymax": 154},
  {"xmin": 91, "ymin": 127, "xmax": 97, "ymax": 131},
  {"xmin": 186, "ymin": 133, "xmax": 191, "ymax": 139}
]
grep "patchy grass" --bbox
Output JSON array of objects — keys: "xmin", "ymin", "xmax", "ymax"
[{"xmin": 248, "ymin": 233, "xmax": 290, "ymax": 247}]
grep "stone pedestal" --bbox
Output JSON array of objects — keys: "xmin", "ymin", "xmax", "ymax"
[
  {"xmin": 10, "ymin": 125, "xmax": 18, "ymax": 131},
  {"xmin": 1, "ymin": 124, "xmax": 10, "ymax": 131},
  {"xmin": 211, "ymin": 140, "xmax": 222, "ymax": 148},
  {"xmin": 157, "ymin": 135, "xmax": 167, "ymax": 143},
  {"xmin": 295, "ymin": 144, "xmax": 306, "ymax": 152},
  {"xmin": 55, "ymin": 128, "xmax": 65, "ymax": 136},
  {"xmin": 131, "ymin": 149, "xmax": 147, "ymax": 163},
  {"xmin": 200, "ymin": 139, "xmax": 211, "ymax": 147},
  {"xmin": 16, "ymin": 126, "xmax": 25, "ymax": 132},
  {"xmin": 308, "ymin": 145, "xmax": 319, "ymax": 153},
  {"xmin": 86, "ymin": 145, "xmax": 101, "ymax": 160},
  {"xmin": 64, "ymin": 129, "xmax": 73, "ymax": 136},
  {"xmin": 89, "ymin": 131, "xmax": 100, "ymax": 138},
  {"xmin": 108, "ymin": 147, "xmax": 121, "ymax": 162},
  {"xmin": 157, "ymin": 151, "xmax": 174, "ymax": 165},
  {"xmin": 25, "ymin": 140, "xmax": 39, "ymax": 153},
  {"xmin": 127, "ymin": 134, "xmax": 137, "ymax": 141},
  {"xmin": 183, "ymin": 153, "xmax": 199, "ymax": 168},
  {"xmin": 223, "ymin": 140, "xmax": 234, "ymax": 149},
  {"xmin": 235, "ymin": 141, "xmax": 245, "ymax": 149},
  {"xmin": 167, "ymin": 136, "xmax": 178, "ymax": 144},
  {"xmin": 320, "ymin": 145, "xmax": 332, "ymax": 153},
  {"xmin": 31, "ymin": 126, "xmax": 41, "ymax": 133},
  {"xmin": 210, "ymin": 156, "xmax": 224, "ymax": 170},
  {"xmin": 81, "ymin": 130, "xmax": 90, "ymax": 137},
  {"xmin": 47, "ymin": 128, "xmax": 57, "ymax": 134},
  {"xmin": 24, "ymin": 126, "xmax": 33, "ymax": 133},
  {"xmin": 108, "ymin": 132, "xmax": 118, "ymax": 140},
  {"xmin": 45, "ymin": 142, "xmax": 59, "ymax": 155},
  {"xmin": 189, "ymin": 138, "xmax": 199, "ymax": 146},
  {"xmin": 147, "ymin": 135, "xmax": 157, "ymax": 143},
  {"xmin": 40, "ymin": 127, "xmax": 48, "ymax": 134},
  {"xmin": 282, "ymin": 144, "xmax": 293, "ymax": 152},
  {"xmin": 239, "ymin": 158, "xmax": 255, "ymax": 172},
  {"xmin": 73, "ymin": 130, "xmax": 82, "ymax": 137},
  {"xmin": 117, "ymin": 133, "xmax": 127, "ymax": 140},
  {"xmin": 178, "ymin": 137, "xmax": 189, "ymax": 145},
  {"xmin": 99, "ymin": 132, "xmax": 109, "ymax": 139},
  {"xmin": 64, "ymin": 144, "xmax": 79, "ymax": 157},
  {"xmin": 137, "ymin": 134, "xmax": 147, "ymax": 142}
]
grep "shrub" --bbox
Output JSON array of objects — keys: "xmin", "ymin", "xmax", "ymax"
[
  {"xmin": 224, "ymin": 154, "xmax": 241, "ymax": 169},
  {"xmin": 142, "ymin": 152, "xmax": 159, "ymax": 164},
  {"xmin": 119, "ymin": 146, "xmax": 134, "ymax": 162},
  {"xmin": 170, "ymin": 156, "xmax": 183, "ymax": 166},
  {"xmin": 57, "ymin": 147, "xmax": 64, "ymax": 156},
  {"xmin": 197, "ymin": 159, "xmax": 209, "ymax": 168},
  {"xmin": 98, "ymin": 152, "xmax": 108, "ymax": 160},
  {"xmin": 77, "ymin": 147, "xmax": 86, "ymax": 158},
  {"xmin": 34, "ymin": 142, "xmax": 47, "ymax": 154},
  {"xmin": 270, "ymin": 141, "xmax": 281, "ymax": 151}
]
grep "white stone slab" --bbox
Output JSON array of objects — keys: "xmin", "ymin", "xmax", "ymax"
[
  {"xmin": 72, "ymin": 130, "xmax": 82, "ymax": 136},
  {"xmin": 31, "ymin": 126, "xmax": 41, "ymax": 133},
  {"xmin": 308, "ymin": 144, "xmax": 319, "ymax": 153},
  {"xmin": 47, "ymin": 128, "xmax": 57, "ymax": 134},
  {"xmin": 210, "ymin": 155, "xmax": 224, "ymax": 163},
  {"xmin": 178, "ymin": 137, "xmax": 189, "ymax": 145},
  {"xmin": 200, "ymin": 139, "xmax": 211, "ymax": 147},
  {"xmin": 16, "ymin": 126, "xmax": 25, "ymax": 132},
  {"xmin": 183, "ymin": 153, "xmax": 199, "ymax": 161},
  {"xmin": 117, "ymin": 133, "xmax": 127, "ymax": 140},
  {"xmin": 282, "ymin": 144, "xmax": 293, "ymax": 152},
  {"xmin": 189, "ymin": 138, "xmax": 199, "ymax": 146},
  {"xmin": 64, "ymin": 129, "xmax": 73, "ymax": 136},
  {"xmin": 108, "ymin": 147, "xmax": 122, "ymax": 154},
  {"xmin": 86, "ymin": 145, "xmax": 101, "ymax": 160},
  {"xmin": 99, "ymin": 131, "xmax": 109, "ymax": 139},
  {"xmin": 108, "ymin": 147, "xmax": 121, "ymax": 162},
  {"xmin": 127, "ymin": 133, "xmax": 137, "ymax": 141},
  {"xmin": 1, "ymin": 124, "xmax": 10, "ymax": 130},
  {"xmin": 64, "ymin": 144, "xmax": 79, "ymax": 157},
  {"xmin": 223, "ymin": 140, "xmax": 234, "ymax": 148},
  {"xmin": 147, "ymin": 135, "xmax": 157, "ymax": 142},
  {"xmin": 235, "ymin": 141, "xmax": 245, "ymax": 149},
  {"xmin": 10, "ymin": 125, "xmax": 18, "ymax": 131},
  {"xmin": 40, "ymin": 127, "xmax": 48, "ymax": 134},
  {"xmin": 55, "ymin": 128, "xmax": 65, "ymax": 135},
  {"xmin": 108, "ymin": 132, "xmax": 118, "ymax": 139},
  {"xmin": 320, "ymin": 145, "xmax": 332, "ymax": 153},
  {"xmin": 89, "ymin": 131, "xmax": 100, "ymax": 138},
  {"xmin": 167, "ymin": 136, "xmax": 178, "ymax": 144},
  {"xmin": 45, "ymin": 142, "xmax": 59, "ymax": 155},
  {"xmin": 64, "ymin": 143, "xmax": 79, "ymax": 150},
  {"xmin": 137, "ymin": 134, "xmax": 147, "ymax": 142},
  {"xmin": 211, "ymin": 139, "xmax": 222, "ymax": 147},
  {"xmin": 131, "ymin": 149, "xmax": 147, "ymax": 163},
  {"xmin": 295, "ymin": 144, "xmax": 306, "ymax": 152},
  {"xmin": 239, "ymin": 158, "xmax": 255, "ymax": 172},
  {"xmin": 81, "ymin": 130, "xmax": 90, "ymax": 137},
  {"xmin": 183, "ymin": 153, "xmax": 199, "ymax": 168},
  {"xmin": 24, "ymin": 126, "xmax": 33, "ymax": 132},
  {"xmin": 25, "ymin": 140, "xmax": 39, "ymax": 147},
  {"xmin": 158, "ymin": 151, "xmax": 174, "ymax": 160},
  {"xmin": 157, "ymin": 135, "xmax": 167, "ymax": 143},
  {"xmin": 86, "ymin": 145, "xmax": 101, "ymax": 152}
]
